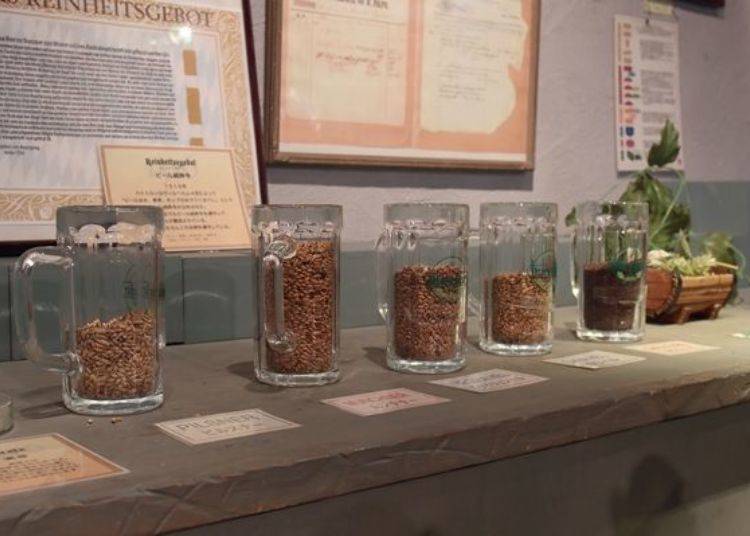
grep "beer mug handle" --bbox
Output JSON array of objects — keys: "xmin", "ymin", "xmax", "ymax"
[
  {"xmin": 467, "ymin": 229, "xmax": 481, "ymax": 317},
  {"xmin": 375, "ymin": 231, "xmax": 391, "ymax": 322},
  {"xmin": 570, "ymin": 230, "xmax": 580, "ymax": 299},
  {"xmin": 261, "ymin": 238, "xmax": 297, "ymax": 354},
  {"xmin": 13, "ymin": 247, "xmax": 76, "ymax": 374}
]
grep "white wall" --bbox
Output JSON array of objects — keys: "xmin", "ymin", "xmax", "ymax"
[{"xmin": 250, "ymin": 0, "xmax": 750, "ymax": 243}]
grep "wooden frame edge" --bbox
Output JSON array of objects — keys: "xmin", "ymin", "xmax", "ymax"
[
  {"xmin": 264, "ymin": 0, "xmax": 284, "ymax": 169},
  {"xmin": 242, "ymin": 0, "xmax": 269, "ymax": 204},
  {"xmin": 263, "ymin": 0, "xmax": 540, "ymax": 171}
]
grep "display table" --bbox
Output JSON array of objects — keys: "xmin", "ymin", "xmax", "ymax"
[{"xmin": 2, "ymin": 304, "xmax": 750, "ymax": 535}]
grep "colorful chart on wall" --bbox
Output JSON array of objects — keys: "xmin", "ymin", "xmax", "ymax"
[
  {"xmin": 0, "ymin": 0, "xmax": 266, "ymax": 243},
  {"xmin": 614, "ymin": 15, "xmax": 685, "ymax": 172},
  {"xmin": 265, "ymin": 0, "xmax": 540, "ymax": 170}
]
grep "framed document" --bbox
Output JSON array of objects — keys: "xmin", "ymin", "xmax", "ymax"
[
  {"xmin": 101, "ymin": 145, "xmax": 253, "ymax": 251},
  {"xmin": 265, "ymin": 0, "xmax": 540, "ymax": 170},
  {"xmin": 0, "ymin": 0, "xmax": 266, "ymax": 245}
]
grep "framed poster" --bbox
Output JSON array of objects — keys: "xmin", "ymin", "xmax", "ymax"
[
  {"xmin": 0, "ymin": 0, "xmax": 266, "ymax": 246},
  {"xmin": 265, "ymin": 0, "xmax": 540, "ymax": 170}
]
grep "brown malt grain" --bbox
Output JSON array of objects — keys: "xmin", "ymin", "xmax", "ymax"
[
  {"xmin": 490, "ymin": 273, "xmax": 551, "ymax": 345},
  {"xmin": 75, "ymin": 310, "xmax": 157, "ymax": 400},
  {"xmin": 265, "ymin": 240, "xmax": 336, "ymax": 374},
  {"xmin": 393, "ymin": 264, "xmax": 465, "ymax": 361}
]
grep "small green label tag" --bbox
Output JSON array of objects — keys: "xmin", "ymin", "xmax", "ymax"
[
  {"xmin": 610, "ymin": 259, "xmax": 645, "ymax": 282},
  {"xmin": 426, "ymin": 257, "xmax": 466, "ymax": 303}
]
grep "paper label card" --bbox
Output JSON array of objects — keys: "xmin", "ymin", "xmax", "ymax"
[
  {"xmin": 431, "ymin": 369, "xmax": 548, "ymax": 393},
  {"xmin": 0, "ymin": 434, "xmax": 127, "ymax": 497},
  {"xmin": 626, "ymin": 341, "xmax": 719, "ymax": 356},
  {"xmin": 322, "ymin": 388, "xmax": 449, "ymax": 417},
  {"xmin": 101, "ymin": 145, "xmax": 252, "ymax": 252},
  {"xmin": 156, "ymin": 409, "xmax": 300, "ymax": 446},
  {"xmin": 545, "ymin": 351, "xmax": 645, "ymax": 370}
]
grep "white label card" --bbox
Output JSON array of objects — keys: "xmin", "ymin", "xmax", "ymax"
[
  {"xmin": 155, "ymin": 409, "xmax": 300, "ymax": 446},
  {"xmin": 430, "ymin": 369, "xmax": 548, "ymax": 393},
  {"xmin": 545, "ymin": 351, "xmax": 645, "ymax": 370},
  {"xmin": 626, "ymin": 341, "xmax": 718, "ymax": 356},
  {"xmin": 322, "ymin": 388, "xmax": 449, "ymax": 416}
]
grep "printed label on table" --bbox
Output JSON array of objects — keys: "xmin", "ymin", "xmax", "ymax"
[
  {"xmin": 0, "ymin": 434, "xmax": 127, "ymax": 497},
  {"xmin": 430, "ymin": 369, "xmax": 548, "ymax": 393},
  {"xmin": 544, "ymin": 351, "xmax": 645, "ymax": 370},
  {"xmin": 626, "ymin": 341, "xmax": 718, "ymax": 356},
  {"xmin": 322, "ymin": 388, "xmax": 449, "ymax": 416},
  {"xmin": 155, "ymin": 409, "xmax": 300, "ymax": 446}
]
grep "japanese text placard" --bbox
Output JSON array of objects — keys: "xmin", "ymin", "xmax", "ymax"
[
  {"xmin": 156, "ymin": 409, "xmax": 300, "ymax": 445},
  {"xmin": 0, "ymin": 434, "xmax": 127, "ymax": 497},
  {"xmin": 101, "ymin": 146, "xmax": 252, "ymax": 251},
  {"xmin": 431, "ymin": 369, "xmax": 548, "ymax": 393},
  {"xmin": 322, "ymin": 388, "xmax": 449, "ymax": 416}
]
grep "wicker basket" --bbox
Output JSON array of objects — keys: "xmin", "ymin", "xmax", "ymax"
[{"xmin": 646, "ymin": 267, "xmax": 735, "ymax": 324}]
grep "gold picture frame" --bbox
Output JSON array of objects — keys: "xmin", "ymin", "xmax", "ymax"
[{"xmin": 0, "ymin": 0, "xmax": 267, "ymax": 249}]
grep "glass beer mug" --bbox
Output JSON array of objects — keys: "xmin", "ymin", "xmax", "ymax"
[
  {"xmin": 571, "ymin": 201, "xmax": 648, "ymax": 342},
  {"xmin": 13, "ymin": 206, "xmax": 165, "ymax": 415},
  {"xmin": 478, "ymin": 202, "xmax": 557, "ymax": 356},
  {"xmin": 253, "ymin": 205, "xmax": 342, "ymax": 387},
  {"xmin": 376, "ymin": 203, "xmax": 469, "ymax": 374}
]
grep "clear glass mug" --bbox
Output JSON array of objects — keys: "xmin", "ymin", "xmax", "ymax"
[
  {"xmin": 13, "ymin": 206, "xmax": 165, "ymax": 415},
  {"xmin": 477, "ymin": 202, "xmax": 557, "ymax": 356},
  {"xmin": 571, "ymin": 201, "xmax": 649, "ymax": 342},
  {"xmin": 253, "ymin": 205, "xmax": 342, "ymax": 387},
  {"xmin": 376, "ymin": 203, "xmax": 469, "ymax": 374}
]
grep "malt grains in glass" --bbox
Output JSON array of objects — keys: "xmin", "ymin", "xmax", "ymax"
[
  {"xmin": 376, "ymin": 203, "xmax": 469, "ymax": 374},
  {"xmin": 13, "ymin": 206, "xmax": 165, "ymax": 415},
  {"xmin": 253, "ymin": 205, "xmax": 342, "ymax": 387},
  {"xmin": 477, "ymin": 202, "xmax": 557, "ymax": 356}
]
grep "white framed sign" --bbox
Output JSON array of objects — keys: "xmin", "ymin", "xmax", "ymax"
[{"xmin": 0, "ymin": 0, "xmax": 266, "ymax": 244}]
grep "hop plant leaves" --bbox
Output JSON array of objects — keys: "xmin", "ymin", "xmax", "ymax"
[
  {"xmin": 647, "ymin": 119, "xmax": 681, "ymax": 167},
  {"xmin": 700, "ymin": 232, "xmax": 739, "ymax": 266},
  {"xmin": 564, "ymin": 207, "xmax": 577, "ymax": 227},
  {"xmin": 617, "ymin": 168, "xmax": 690, "ymax": 251},
  {"xmin": 563, "ymin": 119, "xmax": 746, "ymax": 288}
]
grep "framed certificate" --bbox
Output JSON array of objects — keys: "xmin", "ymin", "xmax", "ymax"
[
  {"xmin": 265, "ymin": 0, "xmax": 540, "ymax": 170},
  {"xmin": 0, "ymin": 0, "xmax": 266, "ymax": 245}
]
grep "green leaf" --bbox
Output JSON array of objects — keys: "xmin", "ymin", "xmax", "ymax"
[
  {"xmin": 700, "ymin": 232, "xmax": 737, "ymax": 265},
  {"xmin": 564, "ymin": 207, "xmax": 577, "ymax": 227},
  {"xmin": 618, "ymin": 169, "xmax": 690, "ymax": 252},
  {"xmin": 651, "ymin": 204, "xmax": 690, "ymax": 250},
  {"xmin": 647, "ymin": 119, "xmax": 681, "ymax": 167}
]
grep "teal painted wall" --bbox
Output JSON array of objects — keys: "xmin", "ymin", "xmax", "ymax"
[{"xmin": 1, "ymin": 180, "xmax": 747, "ymax": 359}]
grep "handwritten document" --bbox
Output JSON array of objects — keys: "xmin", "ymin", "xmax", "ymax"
[
  {"xmin": 285, "ymin": 0, "xmax": 408, "ymax": 126},
  {"xmin": 420, "ymin": 0, "xmax": 527, "ymax": 134},
  {"xmin": 278, "ymin": 0, "xmax": 537, "ymax": 165}
]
